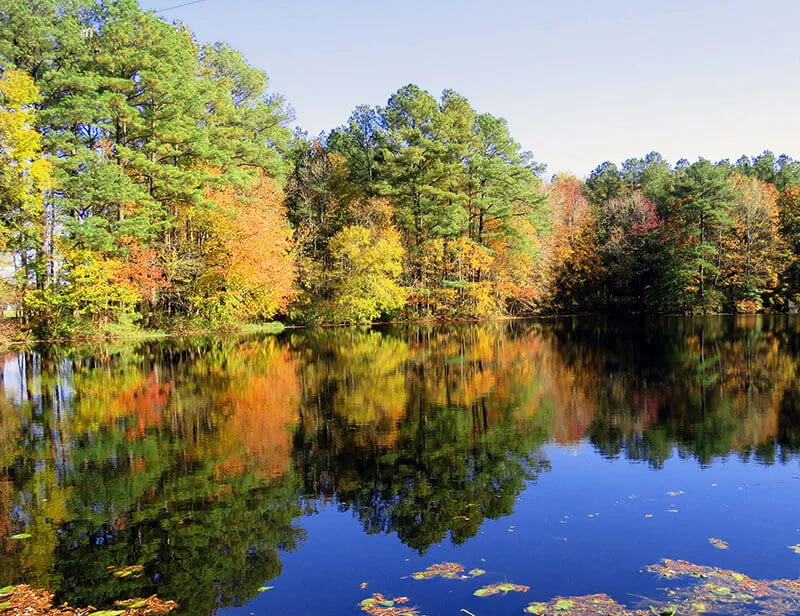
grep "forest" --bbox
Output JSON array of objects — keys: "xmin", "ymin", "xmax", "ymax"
[{"xmin": 1, "ymin": 0, "xmax": 799, "ymax": 337}]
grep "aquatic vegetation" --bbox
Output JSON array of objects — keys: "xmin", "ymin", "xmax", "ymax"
[
  {"xmin": 647, "ymin": 559, "xmax": 800, "ymax": 615},
  {"xmin": 524, "ymin": 593, "xmax": 647, "ymax": 615},
  {"xmin": 359, "ymin": 593, "xmax": 418, "ymax": 616},
  {"xmin": 708, "ymin": 537, "xmax": 729, "ymax": 549},
  {"xmin": 411, "ymin": 563, "xmax": 488, "ymax": 582},
  {"xmin": 0, "ymin": 585, "xmax": 177, "ymax": 615},
  {"xmin": 9, "ymin": 533, "xmax": 31, "ymax": 540},
  {"xmin": 107, "ymin": 565, "xmax": 145, "ymax": 579},
  {"xmin": 472, "ymin": 582, "xmax": 530, "ymax": 597},
  {"xmin": 412, "ymin": 562, "xmax": 469, "ymax": 580}
]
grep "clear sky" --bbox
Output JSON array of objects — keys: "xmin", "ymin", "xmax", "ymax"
[{"xmin": 139, "ymin": 0, "xmax": 800, "ymax": 177}]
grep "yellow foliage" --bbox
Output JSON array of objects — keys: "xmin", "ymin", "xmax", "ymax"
[
  {"xmin": 0, "ymin": 68, "xmax": 52, "ymax": 252},
  {"xmin": 196, "ymin": 175, "xmax": 296, "ymax": 322},
  {"xmin": 325, "ymin": 224, "xmax": 406, "ymax": 323}
]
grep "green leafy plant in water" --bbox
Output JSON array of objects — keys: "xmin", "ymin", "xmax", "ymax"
[
  {"xmin": 359, "ymin": 593, "xmax": 418, "ymax": 616},
  {"xmin": 473, "ymin": 582, "xmax": 529, "ymax": 597},
  {"xmin": 107, "ymin": 564, "xmax": 144, "ymax": 579},
  {"xmin": 410, "ymin": 562, "xmax": 488, "ymax": 581},
  {"xmin": 524, "ymin": 593, "xmax": 647, "ymax": 615}
]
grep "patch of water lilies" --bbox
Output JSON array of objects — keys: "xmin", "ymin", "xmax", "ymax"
[
  {"xmin": 473, "ymin": 582, "xmax": 529, "ymax": 597},
  {"xmin": 646, "ymin": 558, "xmax": 800, "ymax": 615},
  {"xmin": 359, "ymin": 593, "xmax": 418, "ymax": 616},
  {"xmin": 523, "ymin": 593, "xmax": 648, "ymax": 615},
  {"xmin": 395, "ymin": 558, "xmax": 800, "ymax": 615},
  {"xmin": 411, "ymin": 562, "xmax": 485, "ymax": 581}
]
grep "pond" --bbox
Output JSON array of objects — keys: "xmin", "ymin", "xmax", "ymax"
[{"xmin": 1, "ymin": 316, "xmax": 800, "ymax": 615}]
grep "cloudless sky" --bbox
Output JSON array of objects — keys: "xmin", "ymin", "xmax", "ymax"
[{"xmin": 139, "ymin": 0, "xmax": 800, "ymax": 177}]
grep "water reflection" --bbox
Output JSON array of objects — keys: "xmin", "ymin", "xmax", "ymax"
[{"xmin": 0, "ymin": 316, "xmax": 799, "ymax": 614}]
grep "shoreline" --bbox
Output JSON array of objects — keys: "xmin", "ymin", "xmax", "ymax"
[{"xmin": 2, "ymin": 311, "xmax": 796, "ymax": 349}]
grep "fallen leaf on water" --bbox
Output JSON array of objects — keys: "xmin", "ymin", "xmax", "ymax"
[
  {"xmin": 709, "ymin": 538, "xmax": 729, "ymax": 550},
  {"xmin": 359, "ymin": 593, "xmax": 417, "ymax": 616},
  {"xmin": 788, "ymin": 544, "xmax": 800, "ymax": 554},
  {"xmin": 107, "ymin": 564, "xmax": 145, "ymax": 579},
  {"xmin": 473, "ymin": 583, "xmax": 529, "ymax": 597},
  {"xmin": 258, "ymin": 586, "xmax": 273, "ymax": 592},
  {"xmin": 360, "ymin": 582, "xmax": 368, "ymax": 589},
  {"xmin": 468, "ymin": 569, "xmax": 486, "ymax": 577},
  {"xmin": 411, "ymin": 562, "xmax": 466, "ymax": 580}
]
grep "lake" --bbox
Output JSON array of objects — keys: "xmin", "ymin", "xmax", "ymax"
[{"xmin": 2, "ymin": 316, "xmax": 800, "ymax": 615}]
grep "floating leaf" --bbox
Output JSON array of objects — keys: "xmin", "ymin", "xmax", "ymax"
[
  {"xmin": 708, "ymin": 537, "xmax": 729, "ymax": 550},
  {"xmin": 524, "ymin": 602, "xmax": 547, "ymax": 614},
  {"xmin": 107, "ymin": 564, "xmax": 144, "ymax": 579},
  {"xmin": 788, "ymin": 544, "xmax": 800, "ymax": 554},
  {"xmin": 258, "ymin": 586, "xmax": 273, "ymax": 592},
  {"xmin": 116, "ymin": 599, "xmax": 148, "ymax": 609},
  {"xmin": 473, "ymin": 582, "xmax": 529, "ymax": 597},
  {"xmin": 359, "ymin": 593, "xmax": 416, "ymax": 615},
  {"xmin": 468, "ymin": 569, "xmax": 486, "ymax": 577},
  {"xmin": 9, "ymin": 533, "xmax": 31, "ymax": 540}
]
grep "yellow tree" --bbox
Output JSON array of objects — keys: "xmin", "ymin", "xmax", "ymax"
[
  {"xmin": 0, "ymin": 69, "xmax": 53, "ymax": 306},
  {"xmin": 195, "ymin": 175, "xmax": 295, "ymax": 324},
  {"xmin": 324, "ymin": 225, "xmax": 405, "ymax": 323},
  {"xmin": 720, "ymin": 174, "xmax": 785, "ymax": 311}
]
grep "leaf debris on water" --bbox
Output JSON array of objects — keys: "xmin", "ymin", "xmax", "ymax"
[
  {"xmin": 359, "ymin": 593, "xmax": 418, "ymax": 616},
  {"xmin": 473, "ymin": 582, "xmax": 529, "ymax": 597},
  {"xmin": 709, "ymin": 538, "xmax": 729, "ymax": 550}
]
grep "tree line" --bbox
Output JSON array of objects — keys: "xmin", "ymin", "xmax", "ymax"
[{"xmin": 1, "ymin": 0, "xmax": 799, "ymax": 335}]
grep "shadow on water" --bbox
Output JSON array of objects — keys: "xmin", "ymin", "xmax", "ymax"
[{"xmin": 0, "ymin": 315, "xmax": 799, "ymax": 614}]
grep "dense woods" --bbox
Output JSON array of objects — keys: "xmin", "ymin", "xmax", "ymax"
[{"xmin": 1, "ymin": 0, "xmax": 799, "ymax": 336}]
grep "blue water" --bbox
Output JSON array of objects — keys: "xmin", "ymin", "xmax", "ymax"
[{"xmin": 1, "ymin": 316, "xmax": 800, "ymax": 614}]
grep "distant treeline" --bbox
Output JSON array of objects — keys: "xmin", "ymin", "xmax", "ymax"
[{"xmin": 1, "ymin": 0, "xmax": 799, "ymax": 335}]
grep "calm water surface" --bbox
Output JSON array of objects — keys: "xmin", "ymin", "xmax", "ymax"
[{"xmin": 1, "ymin": 317, "xmax": 800, "ymax": 615}]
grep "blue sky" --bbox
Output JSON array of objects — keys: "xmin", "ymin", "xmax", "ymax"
[{"xmin": 139, "ymin": 0, "xmax": 800, "ymax": 177}]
